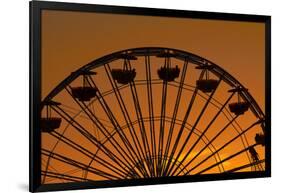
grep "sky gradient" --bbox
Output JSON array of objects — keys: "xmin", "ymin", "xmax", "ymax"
[{"xmin": 40, "ymin": 10, "xmax": 266, "ymax": 183}]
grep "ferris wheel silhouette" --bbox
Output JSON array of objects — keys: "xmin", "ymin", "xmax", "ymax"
[{"xmin": 40, "ymin": 47, "xmax": 265, "ymax": 183}]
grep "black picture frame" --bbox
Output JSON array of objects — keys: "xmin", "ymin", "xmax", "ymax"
[{"xmin": 30, "ymin": 1, "xmax": 271, "ymax": 192}]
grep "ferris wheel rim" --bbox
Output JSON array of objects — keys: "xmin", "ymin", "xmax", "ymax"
[{"xmin": 42, "ymin": 47, "xmax": 265, "ymax": 123}]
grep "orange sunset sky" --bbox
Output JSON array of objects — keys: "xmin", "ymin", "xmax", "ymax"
[
  {"xmin": 40, "ymin": 9, "xmax": 266, "ymax": 183},
  {"xmin": 41, "ymin": 10, "xmax": 265, "ymax": 110}
]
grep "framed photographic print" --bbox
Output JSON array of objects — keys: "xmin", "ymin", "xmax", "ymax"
[{"xmin": 30, "ymin": 0, "xmax": 271, "ymax": 192}]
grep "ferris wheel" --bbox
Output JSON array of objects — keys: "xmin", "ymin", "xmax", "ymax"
[{"xmin": 40, "ymin": 47, "xmax": 266, "ymax": 183}]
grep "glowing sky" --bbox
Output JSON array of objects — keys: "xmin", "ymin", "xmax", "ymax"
[{"xmin": 40, "ymin": 9, "xmax": 266, "ymax": 183}]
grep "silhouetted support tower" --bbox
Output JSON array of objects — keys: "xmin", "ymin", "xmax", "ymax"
[{"xmin": 248, "ymin": 146, "xmax": 263, "ymax": 171}]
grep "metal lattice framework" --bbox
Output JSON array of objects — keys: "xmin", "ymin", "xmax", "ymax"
[{"xmin": 40, "ymin": 47, "xmax": 266, "ymax": 183}]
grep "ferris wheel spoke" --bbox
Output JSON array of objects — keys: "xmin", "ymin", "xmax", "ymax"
[
  {"xmin": 167, "ymin": 75, "xmax": 223, "ymax": 176},
  {"xmin": 42, "ymin": 149, "xmax": 106, "ymax": 180},
  {"xmin": 196, "ymin": 144, "xmax": 259, "ymax": 175},
  {"xmin": 167, "ymin": 115, "xmax": 224, "ymax": 173},
  {"xmin": 162, "ymin": 70, "xmax": 205, "ymax": 176},
  {"xmin": 145, "ymin": 54, "xmax": 157, "ymax": 177},
  {"xmin": 105, "ymin": 64, "xmax": 151, "ymax": 177},
  {"xmin": 61, "ymin": 104, "xmax": 114, "ymax": 129},
  {"xmin": 42, "ymin": 170, "xmax": 92, "ymax": 183},
  {"xmin": 225, "ymin": 113, "xmax": 252, "ymax": 166},
  {"xmin": 85, "ymin": 76, "xmax": 146, "ymax": 174},
  {"xmin": 172, "ymin": 90, "xmax": 235, "ymax": 176},
  {"xmin": 129, "ymin": 79, "xmax": 153, "ymax": 176},
  {"xmin": 50, "ymin": 131, "xmax": 129, "ymax": 178},
  {"xmin": 42, "ymin": 149, "xmax": 122, "ymax": 180},
  {"xmin": 115, "ymin": 114, "xmax": 219, "ymax": 173},
  {"xmin": 186, "ymin": 119, "xmax": 263, "ymax": 175},
  {"xmin": 161, "ymin": 59, "xmax": 188, "ymax": 177},
  {"xmin": 50, "ymin": 105, "xmax": 141, "ymax": 177},
  {"xmin": 119, "ymin": 115, "xmax": 217, "ymax": 161},
  {"xmin": 157, "ymin": 61, "xmax": 169, "ymax": 176},
  {"xmin": 179, "ymin": 115, "xmax": 239, "ymax": 175},
  {"xmin": 104, "ymin": 64, "xmax": 146, "ymax": 162},
  {"xmin": 64, "ymin": 86, "xmax": 145, "ymax": 176},
  {"xmin": 224, "ymin": 159, "xmax": 265, "ymax": 173},
  {"xmin": 127, "ymin": 57, "xmax": 152, "ymax": 173},
  {"xmin": 42, "ymin": 157, "xmax": 61, "ymax": 174}
]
